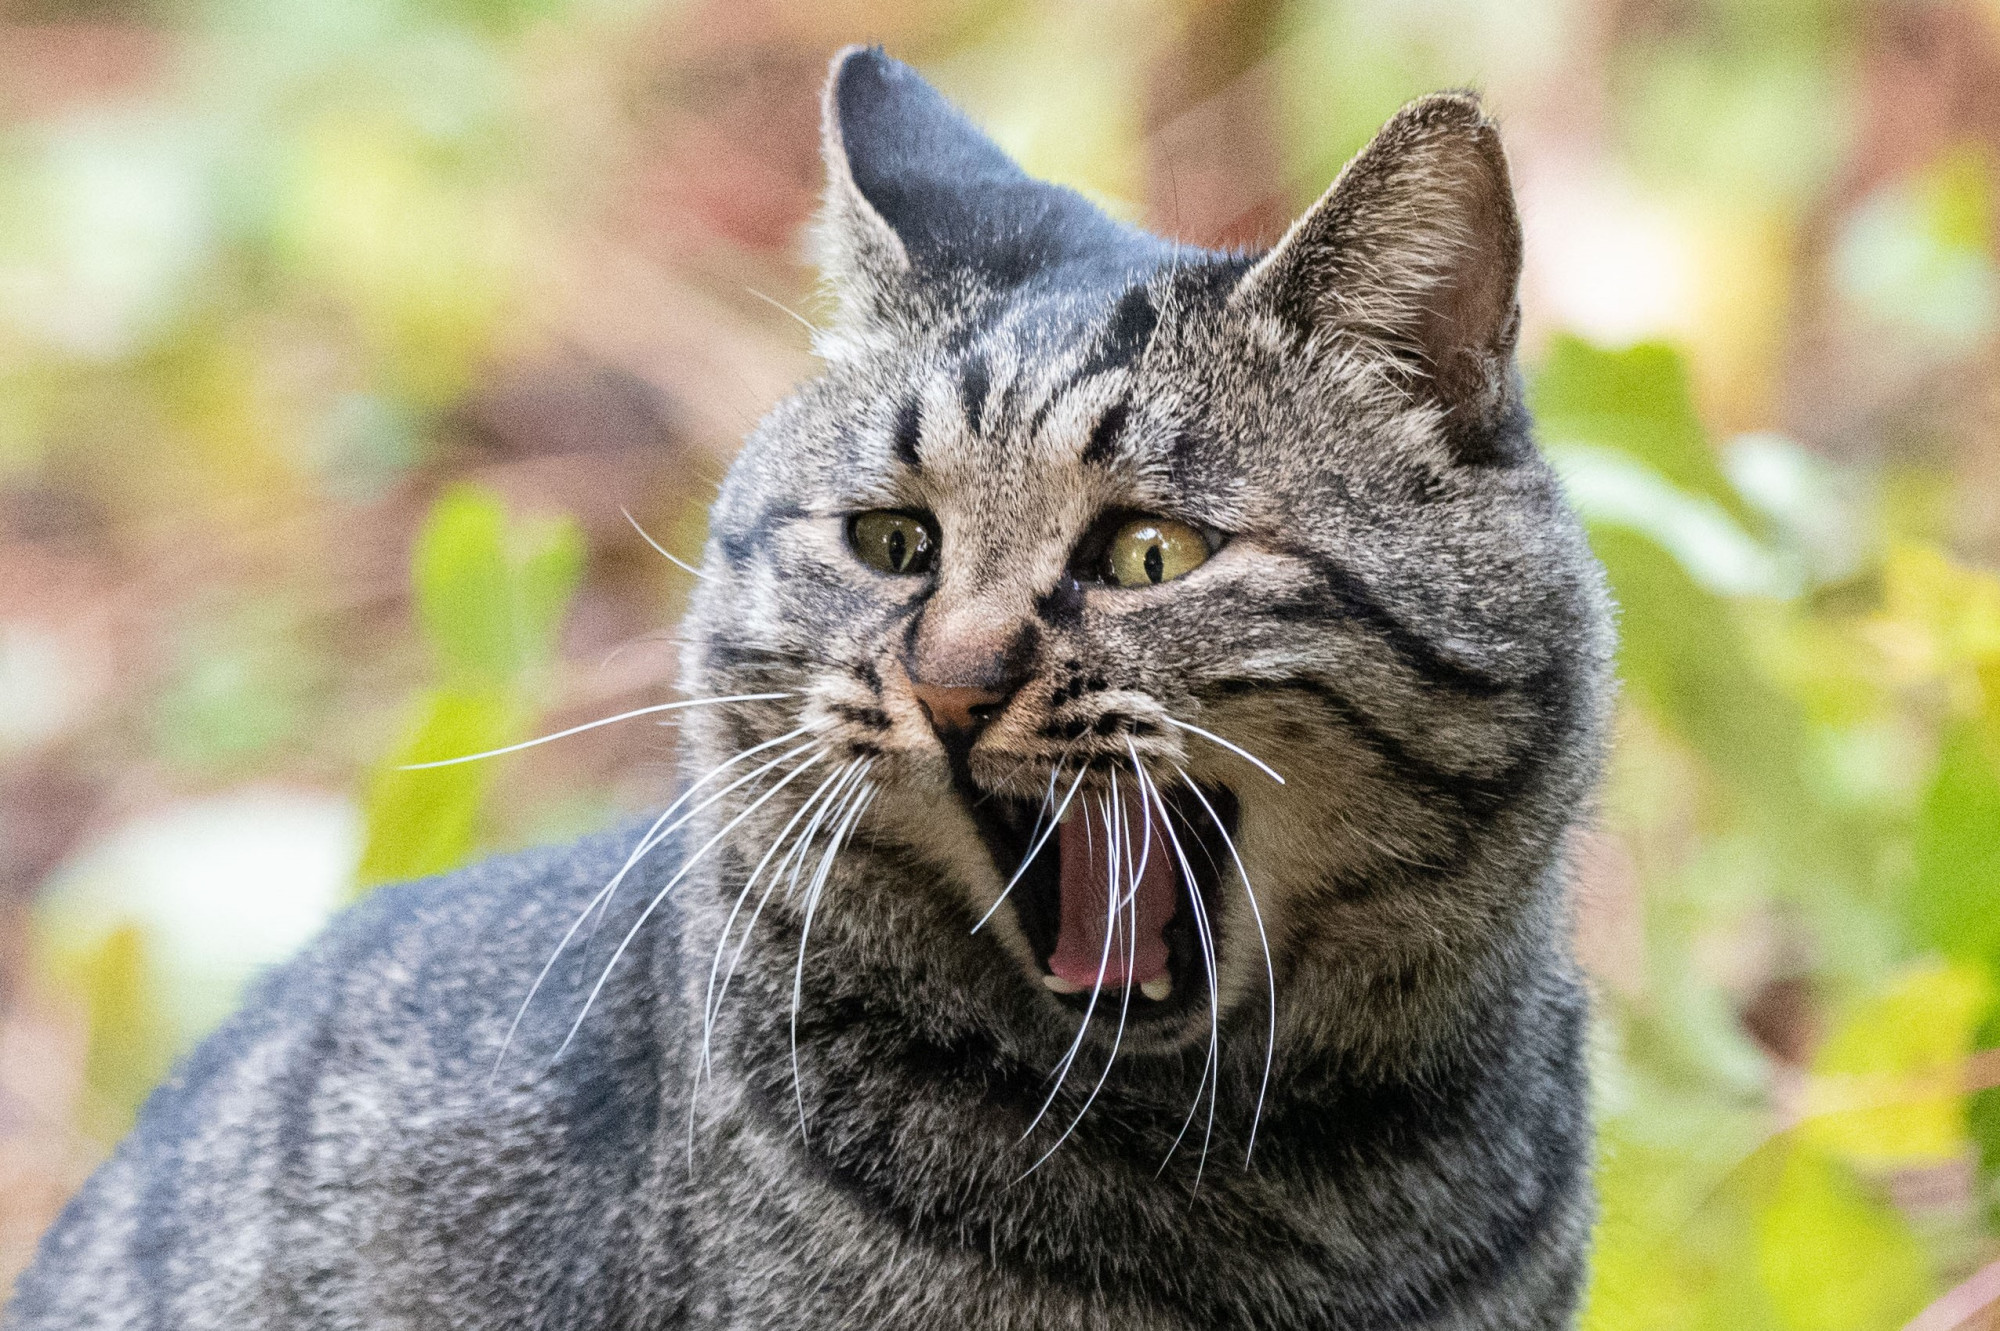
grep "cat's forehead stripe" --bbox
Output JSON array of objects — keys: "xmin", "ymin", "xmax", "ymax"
[
  {"xmin": 892, "ymin": 397, "xmax": 922, "ymax": 470},
  {"xmin": 1080, "ymin": 400, "xmax": 1130, "ymax": 467},
  {"xmin": 959, "ymin": 355, "xmax": 991, "ymax": 437}
]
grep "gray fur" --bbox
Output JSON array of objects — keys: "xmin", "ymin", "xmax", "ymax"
[{"xmin": 10, "ymin": 46, "xmax": 1613, "ymax": 1330}]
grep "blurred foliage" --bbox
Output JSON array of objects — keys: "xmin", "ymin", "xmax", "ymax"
[
  {"xmin": 5, "ymin": 0, "xmax": 2000, "ymax": 1322},
  {"xmin": 1540, "ymin": 335, "xmax": 2000, "ymax": 1325},
  {"xmin": 355, "ymin": 486, "xmax": 584, "ymax": 889},
  {"xmin": 67, "ymin": 926, "xmax": 173, "ymax": 1140}
]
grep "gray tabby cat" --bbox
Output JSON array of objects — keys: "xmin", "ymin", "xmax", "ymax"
[{"xmin": 9, "ymin": 47, "xmax": 1613, "ymax": 1330}]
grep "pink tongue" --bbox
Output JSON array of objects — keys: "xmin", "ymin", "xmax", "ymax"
[{"xmin": 1047, "ymin": 796, "xmax": 1176, "ymax": 990}]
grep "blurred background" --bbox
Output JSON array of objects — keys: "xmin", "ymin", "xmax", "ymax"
[{"xmin": 1, "ymin": 0, "xmax": 1999, "ymax": 1323}]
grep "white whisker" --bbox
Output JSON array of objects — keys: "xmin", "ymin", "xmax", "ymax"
[
  {"xmin": 488, "ymin": 725, "xmax": 811, "ymax": 1082},
  {"xmin": 551, "ymin": 748, "xmax": 828, "ymax": 1062},
  {"xmin": 713, "ymin": 761, "xmax": 866, "ymax": 1036},
  {"xmin": 790, "ymin": 770, "xmax": 875, "ymax": 1140},
  {"xmin": 1129, "ymin": 765, "xmax": 1154, "ymax": 890},
  {"xmin": 1158, "ymin": 715, "xmax": 1286, "ymax": 786},
  {"xmin": 1178, "ymin": 765, "xmax": 1276, "ymax": 1164},
  {"xmin": 973, "ymin": 763, "xmax": 1088, "ymax": 934},
  {"xmin": 699, "ymin": 759, "xmax": 862, "ymax": 1086},
  {"xmin": 1020, "ymin": 780, "xmax": 1138, "ymax": 1180},
  {"xmin": 1133, "ymin": 747, "xmax": 1221, "ymax": 1189},
  {"xmin": 1020, "ymin": 793, "xmax": 1119, "ymax": 1150},
  {"xmin": 400, "ymin": 693, "xmax": 787, "ymax": 769},
  {"xmin": 745, "ymin": 285, "xmax": 822, "ymax": 336},
  {"xmin": 621, "ymin": 506, "xmax": 712, "ymax": 582},
  {"xmin": 581, "ymin": 727, "xmax": 817, "ymax": 944}
]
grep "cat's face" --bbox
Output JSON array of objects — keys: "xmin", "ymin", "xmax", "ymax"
[{"xmin": 682, "ymin": 49, "xmax": 1611, "ymax": 1064}]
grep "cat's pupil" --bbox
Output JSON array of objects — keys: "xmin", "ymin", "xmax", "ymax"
[
  {"xmin": 888, "ymin": 528, "xmax": 906, "ymax": 571},
  {"xmin": 1144, "ymin": 544, "xmax": 1163, "ymax": 584}
]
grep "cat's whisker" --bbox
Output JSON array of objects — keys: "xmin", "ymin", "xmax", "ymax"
[
  {"xmin": 1014, "ymin": 761, "xmax": 1064, "ymax": 870},
  {"xmin": 398, "ymin": 692, "xmax": 787, "ymax": 770},
  {"xmin": 1020, "ymin": 780, "xmax": 1138, "ymax": 1180},
  {"xmin": 744, "ymin": 285, "xmax": 822, "ymax": 336},
  {"xmin": 621, "ymin": 506, "xmax": 712, "ymax": 583},
  {"xmin": 1179, "ymin": 765, "xmax": 1276, "ymax": 1165},
  {"xmin": 1020, "ymin": 792, "xmax": 1118, "ymax": 1150},
  {"xmin": 551, "ymin": 749, "xmax": 829, "ymax": 1064},
  {"xmin": 489, "ymin": 724, "xmax": 813, "ymax": 1083},
  {"xmin": 1132, "ymin": 747, "xmax": 1221, "ymax": 1191},
  {"xmin": 1023, "ymin": 791, "xmax": 1118, "ymax": 1127},
  {"xmin": 699, "ymin": 759, "xmax": 863, "ymax": 1088},
  {"xmin": 784, "ymin": 770, "xmax": 863, "ymax": 905},
  {"xmin": 1158, "ymin": 715, "xmax": 1286, "ymax": 786},
  {"xmin": 582, "ymin": 727, "xmax": 818, "ymax": 945},
  {"xmin": 790, "ymin": 770, "xmax": 875, "ymax": 1142},
  {"xmin": 1129, "ymin": 763, "xmax": 1154, "ymax": 891},
  {"xmin": 1021, "ymin": 735, "xmax": 1086, "ymax": 846},
  {"xmin": 972, "ymin": 762, "xmax": 1088, "ymax": 935},
  {"xmin": 698, "ymin": 759, "xmax": 868, "ymax": 1148},
  {"xmin": 699, "ymin": 761, "xmax": 857, "ymax": 1070}
]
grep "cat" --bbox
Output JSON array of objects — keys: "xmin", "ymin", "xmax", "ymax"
[{"xmin": 8, "ymin": 46, "xmax": 1614, "ymax": 1330}]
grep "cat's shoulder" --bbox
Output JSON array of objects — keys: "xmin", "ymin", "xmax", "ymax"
[
  {"xmin": 8, "ymin": 823, "xmax": 682, "ymax": 1331},
  {"xmin": 200, "ymin": 820, "xmax": 677, "ymax": 1076}
]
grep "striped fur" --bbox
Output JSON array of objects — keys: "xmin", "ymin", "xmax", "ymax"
[{"xmin": 9, "ymin": 47, "xmax": 1613, "ymax": 1330}]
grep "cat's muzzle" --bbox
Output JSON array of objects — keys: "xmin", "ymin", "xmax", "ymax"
[{"xmin": 960, "ymin": 775, "xmax": 1240, "ymax": 1020}]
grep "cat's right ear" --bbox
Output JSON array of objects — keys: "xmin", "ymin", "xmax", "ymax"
[
  {"xmin": 1232, "ymin": 93, "xmax": 1526, "ymax": 463},
  {"xmin": 811, "ymin": 46, "xmax": 1134, "ymax": 356}
]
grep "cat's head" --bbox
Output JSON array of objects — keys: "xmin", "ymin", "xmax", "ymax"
[{"xmin": 682, "ymin": 47, "xmax": 1611, "ymax": 1067}]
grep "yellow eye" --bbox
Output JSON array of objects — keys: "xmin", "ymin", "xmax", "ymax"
[
  {"xmin": 850, "ymin": 511, "xmax": 937, "ymax": 576},
  {"xmin": 1105, "ymin": 517, "xmax": 1209, "ymax": 588}
]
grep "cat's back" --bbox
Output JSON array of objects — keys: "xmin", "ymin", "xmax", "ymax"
[{"xmin": 8, "ymin": 825, "xmax": 690, "ymax": 1331}]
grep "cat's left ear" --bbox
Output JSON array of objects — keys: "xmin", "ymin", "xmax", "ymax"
[
  {"xmin": 812, "ymin": 46, "xmax": 1142, "ymax": 353},
  {"xmin": 1233, "ymin": 93, "xmax": 1524, "ymax": 462}
]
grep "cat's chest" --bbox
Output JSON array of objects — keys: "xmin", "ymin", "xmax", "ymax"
[{"xmin": 670, "ymin": 1093, "xmax": 1207, "ymax": 1331}]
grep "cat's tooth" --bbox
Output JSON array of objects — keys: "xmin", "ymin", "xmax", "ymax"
[
  {"xmin": 1140, "ymin": 977, "xmax": 1172, "ymax": 1002},
  {"xmin": 1043, "ymin": 974, "xmax": 1085, "ymax": 994}
]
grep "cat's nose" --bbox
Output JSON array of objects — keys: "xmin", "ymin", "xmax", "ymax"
[
  {"xmin": 904, "ymin": 609, "xmax": 1036, "ymax": 739},
  {"xmin": 908, "ymin": 681, "xmax": 1011, "ymax": 734}
]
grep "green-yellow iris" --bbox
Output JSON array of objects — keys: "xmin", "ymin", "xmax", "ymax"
[
  {"xmin": 850, "ymin": 511, "xmax": 936, "ymax": 575},
  {"xmin": 1105, "ymin": 518, "xmax": 1208, "ymax": 587}
]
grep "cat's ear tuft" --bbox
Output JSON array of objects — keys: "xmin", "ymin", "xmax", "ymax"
[
  {"xmin": 811, "ymin": 46, "xmax": 917, "ymax": 347},
  {"xmin": 813, "ymin": 46, "xmax": 1150, "ymax": 354},
  {"xmin": 1234, "ymin": 93, "xmax": 1525, "ymax": 461}
]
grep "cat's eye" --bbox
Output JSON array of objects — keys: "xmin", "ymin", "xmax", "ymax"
[
  {"xmin": 849, "ymin": 511, "xmax": 937, "ymax": 576},
  {"xmin": 1104, "ymin": 517, "xmax": 1209, "ymax": 588}
]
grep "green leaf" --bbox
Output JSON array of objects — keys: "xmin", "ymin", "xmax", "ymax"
[
  {"xmin": 412, "ymin": 485, "xmax": 585, "ymax": 687},
  {"xmin": 70, "ymin": 923, "xmax": 176, "ymax": 1139},
  {"xmin": 1908, "ymin": 722, "xmax": 2000, "ymax": 969},
  {"xmin": 1590, "ymin": 525, "xmax": 1809, "ymax": 812},
  {"xmin": 414, "ymin": 487, "xmax": 518, "ymax": 687},
  {"xmin": 1755, "ymin": 1144, "xmax": 1933, "ymax": 1331},
  {"xmin": 514, "ymin": 513, "xmax": 587, "ymax": 669},
  {"xmin": 1531, "ymin": 335, "xmax": 1755, "ymax": 528},
  {"xmin": 354, "ymin": 687, "xmax": 516, "ymax": 890},
  {"xmin": 360, "ymin": 487, "xmax": 586, "ymax": 894},
  {"xmin": 1971, "ymin": 1002, "xmax": 2000, "ymax": 1228},
  {"xmin": 1803, "ymin": 959, "xmax": 1994, "ymax": 1165},
  {"xmin": 1553, "ymin": 443, "xmax": 1792, "ymax": 598},
  {"xmin": 1586, "ymin": 1128, "xmax": 1785, "ymax": 1331}
]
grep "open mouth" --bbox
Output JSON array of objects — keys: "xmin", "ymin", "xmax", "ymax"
[{"xmin": 960, "ymin": 772, "xmax": 1240, "ymax": 1017}]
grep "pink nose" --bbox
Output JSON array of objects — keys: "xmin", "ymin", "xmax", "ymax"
[{"xmin": 908, "ymin": 681, "xmax": 1010, "ymax": 734}]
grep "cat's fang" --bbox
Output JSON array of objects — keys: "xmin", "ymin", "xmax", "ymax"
[
  {"xmin": 1140, "ymin": 977, "xmax": 1171, "ymax": 1002},
  {"xmin": 1042, "ymin": 974, "xmax": 1085, "ymax": 994}
]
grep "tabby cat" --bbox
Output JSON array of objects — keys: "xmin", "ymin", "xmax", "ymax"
[{"xmin": 9, "ymin": 46, "xmax": 1614, "ymax": 1330}]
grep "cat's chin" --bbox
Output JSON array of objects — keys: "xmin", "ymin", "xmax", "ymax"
[{"xmin": 952, "ymin": 772, "xmax": 1241, "ymax": 1028}]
